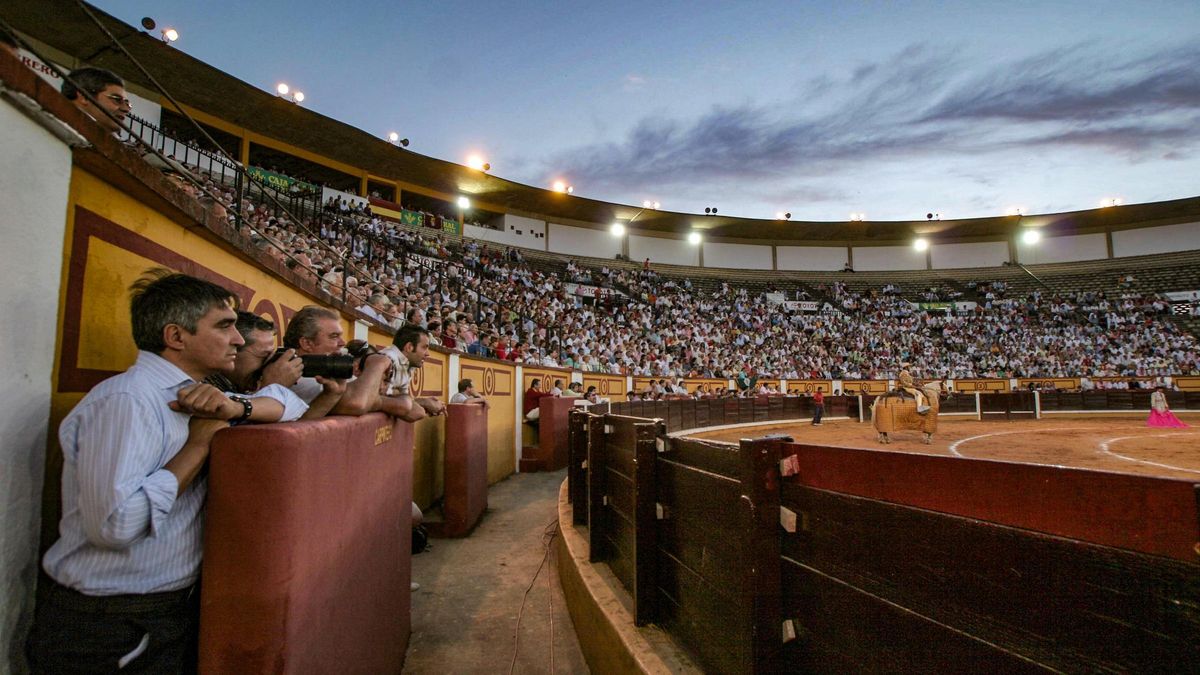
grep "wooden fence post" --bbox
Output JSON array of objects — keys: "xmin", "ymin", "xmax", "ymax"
[
  {"xmin": 632, "ymin": 420, "xmax": 663, "ymax": 625},
  {"xmin": 740, "ymin": 438, "xmax": 783, "ymax": 673},
  {"xmin": 587, "ymin": 414, "xmax": 608, "ymax": 561}
]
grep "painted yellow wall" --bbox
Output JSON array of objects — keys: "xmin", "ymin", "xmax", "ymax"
[{"xmin": 459, "ymin": 356, "xmax": 517, "ymax": 483}]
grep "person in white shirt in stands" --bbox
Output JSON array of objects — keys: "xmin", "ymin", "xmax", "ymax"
[
  {"xmin": 29, "ymin": 270, "xmax": 306, "ymax": 673},
  {"xmin": 449, "ymin": 378, "xmax": 489, "ymax": 409}
]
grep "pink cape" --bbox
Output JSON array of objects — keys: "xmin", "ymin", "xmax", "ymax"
[{"xmin": 1147, "ymin": 410, "xmax": 1190, "ymax": 428}]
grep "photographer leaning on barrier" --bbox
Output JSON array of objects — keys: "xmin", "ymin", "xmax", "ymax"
[
  {"xmin": 282, "ymin": 305, "xmax": 353, "ymax": 409},
  {"xmin": 28, "ymin": 270, "xmax": 306, "ymax": 673},
  {"xmin": 207, "ymin": 311, "xmax": 344, "ymax": 419},
  {"xmin": 352, "ymin": 324, "xmax": 447, "ymax": 422}
]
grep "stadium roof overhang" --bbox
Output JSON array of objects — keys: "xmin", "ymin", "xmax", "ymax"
[{"xmin": 9, "ymin": 1, "xmax": 1200, "ymax": 245}]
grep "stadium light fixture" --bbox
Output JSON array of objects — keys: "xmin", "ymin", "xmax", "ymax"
[
  {"xmin": 1006, "ymin": 206, "xmax": 1025, "ymax": 216},
  {"xmin": 643, "ymin": 200, "xmax": 661, "ymax": 210},
  {"xmin": 466, "ymin": 155, "xmax": 490, "ymax": 172},
  {"xmin": 687, "ymin": 232, "xmax": 703, "ymax": 245},
  {"xmin": 704, "ymin": 207, "xmax": 718, "ymax": 216},
  {"xmin": 276, "ymin": 83, "xmax": 289, "ymax": 96},
  {"xmin": 161, "ymin": 28, "xmax": 179, "ymax": 43},
  {"xmin": 552, "ymin": 180, "xmax": 574, "ymax": 194},
  {"xmin": 1021, "ymin": 229, "xmax": 1041, "ymax": 245},
  {"xmin": 293, "ymin": 91, "xmax": 305, "ymax": 103},
  {"xmin": 849, "ymin": 212, "xmax": 865, "ymax": 222},
  {"xmin": 456, "ymin": 196, "xmax": 471, "ymax": 209},
  {"xmin": 913, "ymin": 238, "xmax": 929, "ymax": 251},
  {"xmin": 775, "ymin": 212, "xmax": 792, "ymax": 221},
  {"xmin": 610, "ymin": 222, "xmax": 626, "ymax": 237},
  {"xmin": 1099, "ymin": 197, "xmax": 1123, "ymax": 207}
]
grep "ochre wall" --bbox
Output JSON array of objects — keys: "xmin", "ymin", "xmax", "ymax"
[
  {"xmin": 458, "ymin": 356, "xmax": 517, "ymax": 483},
  {"xmin": 582, "ymin": 373, "xmax": 627, "ymax": 402}
]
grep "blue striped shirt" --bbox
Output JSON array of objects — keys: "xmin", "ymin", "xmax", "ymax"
[{"xmin": 44, "ymin": 352, "xmax": 307, "ymax": 595}]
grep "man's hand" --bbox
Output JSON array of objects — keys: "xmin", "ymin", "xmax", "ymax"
[
  {"xmin": 316, "ymin": 376, "xmax": 347, "ymax": 397},
  {"xmin": 418, "ymin": 398, "xmax": 446, "ymax": 417},
  {"xmin": 260, "ymin": 348, "xmax": 304, "ymax": 388},
  {"xmin": 187, "ymin": 416, "xmax": 231, "ymax": 444},
  {"xmin": 169, "ymin": 383, "xmax": 241, "ymax": 420}
]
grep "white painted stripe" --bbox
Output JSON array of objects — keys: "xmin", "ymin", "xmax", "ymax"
[
  {"xmin": 947, "ymin": 428, "xmax": 1092, "ymax": 457},
  {"xmin": 1096, "ymin": 432, "xmax": 1200, "ymax": 475}
]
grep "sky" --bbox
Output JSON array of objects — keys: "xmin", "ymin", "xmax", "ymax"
[{"xmin": 92, "ymin": 0, "xmax": 1200, "ymax": 221}]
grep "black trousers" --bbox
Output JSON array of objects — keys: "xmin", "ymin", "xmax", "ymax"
[
  {"xmin": 812, "ymin": 404, "xmax": 824, "ymax": 424},
  {"xmin": 27, "ymin": 579, "xmax": 199, "ymax": 674}
]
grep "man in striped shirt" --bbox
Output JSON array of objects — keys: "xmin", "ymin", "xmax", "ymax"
[{"xmin": 28, "ymin": 271, "xmax": 305, "ymax": 673}]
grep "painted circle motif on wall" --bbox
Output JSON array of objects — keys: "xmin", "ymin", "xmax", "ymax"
[
  {"xmin": 598, "ymin": 379, "xmax": 610, "ymax": 396},
  {"xmin": 411, "ymin": 365, "xmax": 424, "ymax": 396},
  {"xmin": 483, "ymin": 368, "xmax": 496, "ymax": 395}
]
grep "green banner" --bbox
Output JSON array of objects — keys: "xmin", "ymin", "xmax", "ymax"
[
  {"xmin": 401, "ymin": 209, "xmax": 424, "ymax": 227},
  {"xmin": 441, "ymin": 217, "xmax": 461, "ymax": 236},
  {"xmin": 918, "ymin": 302, "xmax": 952, "ymax": 311},
  {"xmin": 247, "ymin": 166, "xmax": 316, "ymax": 194}
]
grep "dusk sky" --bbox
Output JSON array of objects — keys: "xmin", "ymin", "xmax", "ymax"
[{"xmin": 94, "ymin": 0, "xmax": 1200, "ymax": 221}]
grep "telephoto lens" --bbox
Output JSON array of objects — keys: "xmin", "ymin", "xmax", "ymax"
[{"xmin": 299, "ymin": 354, "xmax": 355, "ymax": 379}]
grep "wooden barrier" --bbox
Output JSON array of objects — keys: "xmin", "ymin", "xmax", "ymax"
[
  {"xmin": 521, "ymin": 396, "xmax": 575, "ymax": 472},
  {"xmin": 587, "ymin": 414, "xmax": 663, "ymax": 625},
  {"xmin": 568, "ymin": 395, "xmax": 1200, "ymax": 674},
  {"xmin": 436, "ymin": 403, "xmax": 489, "ymax": 537},
  {"xmin": 201, "ymin": 414, "xmax": 413, "ymax": 674},
  {"xmin": 778, "ymin": 442, "xmax": 1200, "ymax": 672}
]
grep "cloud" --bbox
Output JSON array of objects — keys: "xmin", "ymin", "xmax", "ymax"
[{"xmin": 536, "ymin": 41, "xmax": 1200, "ymax": 210}]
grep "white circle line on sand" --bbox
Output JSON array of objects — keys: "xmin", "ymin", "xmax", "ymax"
[
  {"xmin": 1097, "ymin": 432, "xmax": 1200, "ymax": 475},
  {"xmin": 947, "ymin": 428, "xmax": 1092, "ymax": 458}
]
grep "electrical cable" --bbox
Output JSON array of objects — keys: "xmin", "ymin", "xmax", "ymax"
[{"xmin": 508, "ymin": 516, "xmax": 561, "ymax": 674}]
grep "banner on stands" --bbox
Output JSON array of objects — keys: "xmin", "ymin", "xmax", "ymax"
[{"xmin": 563, "ymin": 283, "xmax": 623, "ymax": 299}]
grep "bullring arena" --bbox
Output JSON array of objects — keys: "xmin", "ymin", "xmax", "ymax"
[
  {"xmin": 688, "ymin": 418, "xmax": 1200, "ymax": 479},
  {"xmin": 3, "ymin": 3, "xmax": 1200, "ymax": 674}
]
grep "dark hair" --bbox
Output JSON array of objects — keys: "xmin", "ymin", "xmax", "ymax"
[
  {"xmin": 129, "ymin": 269, "xmax": 237, "ymax": 353},
  {"xmin": 530, "ymin": 378, "xmax": 541, "ymax": 388},
  {"xmin": 235, "ymin": 310, "xmax": 275, "ymax": 350},
  {"xmin": 393, "ymin": 323, "xmax": 430, "ymax": 352},
  {"xmin": 458, "ymin": 378, "xmax": 474, "ymax": 393},
  {"xmin": 553, "ymin": 379, "xmax": 563, "ymax": 387},
  {"xmin": 61, "ymin": 66, "xmax": 123, "ymax": 101},
  {"xmin": 283, "ymin": 305, "xmax": 338, "ymax": 348}
]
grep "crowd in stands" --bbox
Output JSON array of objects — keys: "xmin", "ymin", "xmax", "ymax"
[
  {"xmin": 193, "ymin": 171, "xmax": 1200, "ymax": 384},
  {"xmin": 59, "ymin": 60, "xmax": 1199, "ymax": 388}
]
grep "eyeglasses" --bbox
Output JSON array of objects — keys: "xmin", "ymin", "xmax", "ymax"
[{"xmin": 103, "ymin": 93, "xmax": 133, "ymax": 108}]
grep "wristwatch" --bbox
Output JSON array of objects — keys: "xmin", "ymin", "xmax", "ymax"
[{"xmin": 228, "ymin": 395, "xmax": 253, "ymax": 423}]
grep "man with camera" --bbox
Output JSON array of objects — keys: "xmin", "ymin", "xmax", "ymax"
[
  {"xmin": 359, "ymin": 324, "xmax": 447, "ymax": 421},
  {"xmin": 28, "ymin": 271, "xmax": 306, "ymax": 673},
  {"xmin": 209, "ymin": 311, "xmax": 344, "ymax": 419}
]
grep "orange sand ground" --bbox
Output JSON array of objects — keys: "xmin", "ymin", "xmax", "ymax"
[{"xmin": 682, "ymin": 417, "xmax": 1200, "ymax": 481}]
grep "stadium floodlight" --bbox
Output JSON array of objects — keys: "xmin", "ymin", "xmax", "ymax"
[
  {"xmin": 466, "ymin": 155, "xmax": 490, "ymax": 172},
  {"xmin": 276, "ymin": 83, "xmax": 290, "ymax": 96},
  {"xmin": 1099, "ymin": 197, "xmax": 1123, "ymax": 207},
  {"xmin": 1006, "ymin": 206, "xmax": 1025, "ymax": 216},
  {"xmin": 456, "ymin": 196, "xmax": 471, "ymax": 209},
  {"xmin": 610, "ymin": 223, "xmax": 626, "ymax": 237},
  {"xmin": 553, "ymin": 180, "xmax": 574, "ymax": 194},
  {"xmin": 293, "ymin": 91, "xmax": 305, "ymax": 103},
  {"xmin": 849, "ymin": 212, "xmax": 866, "ymax": 221},
  {"xmin": 161, "ymin": 28, "xmax": 179, "ymax": 43},
  {"xmin": 1021, "ymin": 229, "xmax": 1041, "ymax": 245},
  {"xmin": 643, "ymin": 200, "xmax": 661, "ymax": 209},
  {"xmin": 687, "ymin": 232, "xmax": 702, "ymax": 245},
  {"xmin": 388, "ymin": 132, "xmax": 399, "ymax": 142},
  {"xmin": 913, "ymin": 238, "xmax": 929, "ymax": 251}
]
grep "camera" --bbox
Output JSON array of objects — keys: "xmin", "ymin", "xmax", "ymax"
[{"xmin": 263, "ymin": 348, "xmax": 355, "ymax": 380}]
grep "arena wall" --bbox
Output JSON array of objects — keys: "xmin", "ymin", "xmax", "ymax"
[
  {"xmin": 0, "ymin": 88, "xmax": 74, "ymax": 671},
  {"xmin": 851, "ymin": 244, "xmax": 928, "ymax": 271},
  {"xmin": 629, "ymin": 234, "xmax": 700, "ymax": 266},
  {"xmin": 466, "ymin": 214, "xmax": 546, "ymax": 249},
  {"xmin": 930, "ymin": 240, "xmax": 1011, "ymax": 269},
  {"xmin": 775, "ymin": 245, "xmax": 848, "ymax": 271},
  {"xmin": 457, "ymin": 356, "xmax": 518, "ymax": 483},
  {"xmin": 702, "ymin": 242, "xmax": 774, "ymax": 270},
  {"xmin": 1111, "ymin": 221, "xmax": 1200, "ymax": 258},
  {"xmin": 548, "ymin": 222, "xmax": 621, "ymax": 258},
  {"xmin": 1018, "ymin": 231, "xmax": 1107, "ymax": 264}
]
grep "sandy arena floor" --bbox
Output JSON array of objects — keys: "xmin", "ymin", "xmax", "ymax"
[{"xmin": 682, "ymin": 417, "xmax": 1200, "ymax": 480}]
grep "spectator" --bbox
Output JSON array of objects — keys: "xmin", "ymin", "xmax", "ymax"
[
  {"xmin": 61, "ymin": 66, "xmax": 130, "ymax": 135},
  {"xmin": 811, "ymin": 389, "xmax": 825, "ymax": 426},
  {"xmin": 29, "ymin": 271, "xmax": 305, "ymax": 672},
  {"xmin": 523, "ymin": 378, "xmax": 551, "ymax": 422},
  {"xmin": 449, "ymin": 378, "xmax": 489, "ymax": 408}
]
